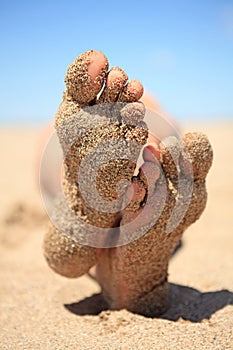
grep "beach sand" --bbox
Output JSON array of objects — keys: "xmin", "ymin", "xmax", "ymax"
[{"xmin": 0, "ymin": 123, "xmax": 233, "ymax": 349}]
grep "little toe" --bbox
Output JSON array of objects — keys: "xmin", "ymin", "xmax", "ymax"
[
  {"xmin": 118, "ymin": 79, "xmax": 144, "ymax": 102},
  {"xmin": 65, "ymin": 49, "xmax": 109, "ymax": 105},
  {"xmin": 120, "ymin": 101, "xmax": 145, "ymax": 125},
  {"xmin": 98, "ymin": 67, "xmax": 128, "ymax": 103}
]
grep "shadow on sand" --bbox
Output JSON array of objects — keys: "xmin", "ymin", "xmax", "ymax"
[{"xmin": 64, "ymin": 283, "xmax": 233, "ymax": 322}]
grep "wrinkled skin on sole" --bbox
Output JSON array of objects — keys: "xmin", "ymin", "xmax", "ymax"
[{"xmin": 43, "ymin": 50, "xmax": 213, "ymax": 317}]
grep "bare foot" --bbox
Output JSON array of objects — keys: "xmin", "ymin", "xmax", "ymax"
[
  {"xmin": 96, "ymin": 132, "xmax": 213, "ymax": 316},
  {"xmin": 44, "ymin": 50, "xmax": 146, "ymax": 276},
  {"xmin": 43, "ymin": 50, "xmax": 213, "ymax": 317}
]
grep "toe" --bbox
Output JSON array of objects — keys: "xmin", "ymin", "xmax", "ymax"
[
  {"xmin": 120, "ymin": 178, "xmax": 146, "ymax": 227},
  {"xmin": 180, "ymin": 132, "xmax": 213, "ymax": 181},
  {"xmin": 143, "ymin": 142, "xmax": 160, "ymax": 162},
  {"xmin": 121, "ymin": 160, "xmax": 161, "ymax": 227},
  {"xmin": 159, "ymin": 136, "xmax": 181, "ymax": 183},
  {"xmin": 120, "ymin": 101, "xmax": 145, "ymax": 125},
  {"xmin": 118, "ymin": 79, "xmax": 144, "ymax": 102},
  {"xmin": 98, "ymin": 67, "xmax": 128, "ymax": 103},
  {"xmin": 65, "ymin": 50, "xmax": 109, "ymax": 105},
  {"xmin": 139, "ymin": 161, "xmax": 161, "ymax": 188},
  {"xmin": 125, "ymin": 178, "xmax": 147, "ymax": 209}
]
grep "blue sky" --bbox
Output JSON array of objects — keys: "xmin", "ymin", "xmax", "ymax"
[{"xmin": 0, "ymin": 0, "xmax": 233, "ymax": 125}]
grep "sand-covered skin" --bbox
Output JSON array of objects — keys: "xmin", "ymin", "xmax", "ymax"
[
  {"xmin": 43, "ymin": 50, "xmax": 213, "ymax": 316},
  {"xmin": 0, "ymin": 125, "xmax": 233, "ymax": 349},
  {"xmin": 44, "ymin": 50, "xmax": 150, "ymax": 281},
  {"xmin": 95, "ymin": 131, "xmax": 212, "ymax": 316}
]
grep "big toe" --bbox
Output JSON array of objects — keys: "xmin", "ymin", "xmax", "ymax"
[
  {"xmin": 65, "ymin": 50, "xmax": 109, "ymax": 105},
  {"xmin": 180, "ymin": 132, "xmax": 213, "ymax": 181}
]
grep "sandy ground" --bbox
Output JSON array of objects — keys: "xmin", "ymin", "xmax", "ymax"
[{"xmin": 0, "ymin": 123, "xmax": 233, "ymax": 350}]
